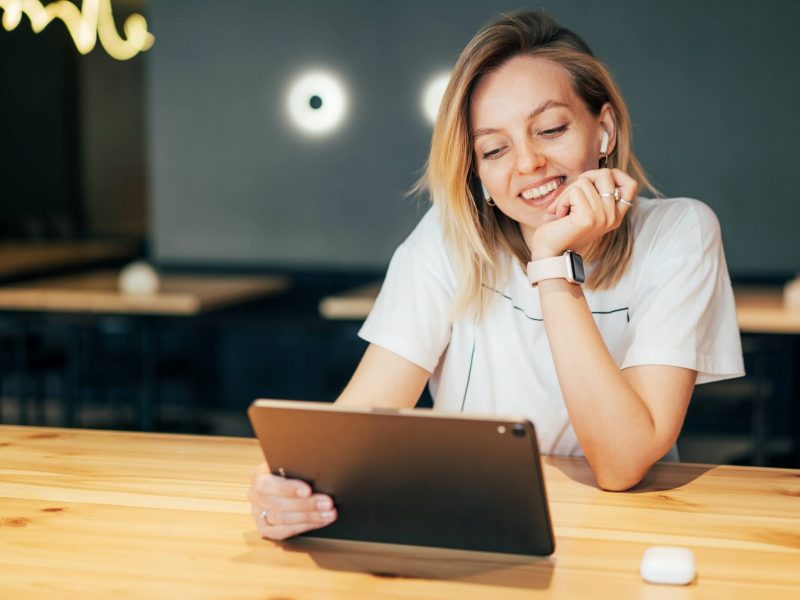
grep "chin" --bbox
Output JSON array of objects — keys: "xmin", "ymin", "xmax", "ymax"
[
  {"xmin": 537, "ymin": 211, "xmax": 558, "ymax": 224},
  {"xmin": 520, "ymin": 212, "xmax": 554, "ymax": 231}
]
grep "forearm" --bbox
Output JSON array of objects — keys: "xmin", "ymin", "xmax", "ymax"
[{"xmin": 538, "ymin": 279, "xmax": 662, "ymax": 490}]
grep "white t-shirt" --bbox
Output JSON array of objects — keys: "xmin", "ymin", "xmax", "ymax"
[{"xmin": 359, "ymin": 198, "xmax": 745, "ymax": 456}]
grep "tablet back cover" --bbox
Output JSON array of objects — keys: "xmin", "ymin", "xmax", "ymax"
[{"xmin": 249, "ymin": 401, "xmax": 555, "ymax": 556}]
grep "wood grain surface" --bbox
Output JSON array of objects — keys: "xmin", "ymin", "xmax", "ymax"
[
  {"xmin": 0, "ymin": 270, "xmax": 289, "ymax": 315},
  {"xmin": 1, "ymin": 425, "xmax": 798, "ymax": 599}
]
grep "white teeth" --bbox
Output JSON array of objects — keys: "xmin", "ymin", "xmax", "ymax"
[{"xmin": 521, "ymin": 177, "xmax": 563, "ymax": 200}]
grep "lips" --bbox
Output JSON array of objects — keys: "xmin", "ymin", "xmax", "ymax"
[{"xmin": 518, "ymin": 176, "xmax": 566, "ymax": 207}]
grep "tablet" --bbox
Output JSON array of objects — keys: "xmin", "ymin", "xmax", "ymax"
[{"xmin": 248, "ymin": 399, "xmax": 555, "ymax": 556}]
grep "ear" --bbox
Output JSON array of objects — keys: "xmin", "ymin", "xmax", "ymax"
[{"xmin": 598, "ymin": 103, "xmax": 618, "ymax": 155}]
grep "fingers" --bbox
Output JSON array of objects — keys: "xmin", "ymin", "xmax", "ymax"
[
  {"xmin": 252, "ymin": 498, "xmax": 337, "ymax": 541},
  {"xmin": 575, "ymin": 174, "xmax": 617, "ymax": 230},
  {"xmin": 255, "ymin": 471, "xmax": 312, "ymax": 500},
  {"xmin": 546, "ymin": 185, "xmax": 593, "ymax": 233},
  {"xmin": 550, "ymin": 175, "xmax": 612, "ymax": 229},
  {"xmin": 574, "ymin": 169, "xmax": 636, "ymax": 224},
  {"xmin": 582, "ymin": 168, "xmax": 639, "ymax": 208},
  {"xmin": 248, "ymin": 463, "xmax": 337, "ymax": 541},
  {"xmin": 529, "ymin": 168, "xmax": 637, "ymax": 259},
  {"xmin": 251, "ymin": 503, "xmax": 334, "ymax": 541},
  {"xmin": 576, "ymin": 172, "xmax": 617, "ymax": 226},
  {"xmin": 548, "ymin": 178, "xmax": 586, "ymax": 219},
  {"xmin": 253, "ymin": 497, "xmax": 337, "ymax": 526},
  {"xmin": 247, "ymin": 484, "xmax": 331, "ymax": 514}
]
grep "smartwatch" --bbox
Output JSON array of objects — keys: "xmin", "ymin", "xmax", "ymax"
[{"xmin": 527, "ymin": 251, "xmax": 585, "ymax": 287}]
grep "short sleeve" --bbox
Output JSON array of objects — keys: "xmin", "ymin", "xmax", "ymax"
[
  {"xmin": 621, "ymin": 200, "xmax": 745, "ymax": 384},
  {"xmin": 358, "ymin": 210, "xmax": 456, "ymax": 373}
]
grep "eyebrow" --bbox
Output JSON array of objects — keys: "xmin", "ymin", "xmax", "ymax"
[{"xmin": 471, "ymin": 100, "xmax": 569, "ymax": 138}]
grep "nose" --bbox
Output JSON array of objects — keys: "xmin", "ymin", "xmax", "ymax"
[{"xmin": 515, "ymin": 139, "xmax": 546, "ymax": 174}]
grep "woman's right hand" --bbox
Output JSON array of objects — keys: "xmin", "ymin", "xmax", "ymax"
[{"xmin": 248, "ymin": 463, "xmax": 337, "ymax": 541}]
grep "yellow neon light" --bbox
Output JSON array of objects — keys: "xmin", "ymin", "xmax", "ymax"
[{"xmin": 0, "ymin": 0, "xmax": 154, "ymax": 60}]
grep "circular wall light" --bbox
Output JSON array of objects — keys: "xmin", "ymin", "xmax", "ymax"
[
  {"xmin": 286, "ymin": 70, "xmax": 348, "ymax": 135},
  {"xmin": 421, "ymin": 71, "xmax": 451, "ymax": 125}
]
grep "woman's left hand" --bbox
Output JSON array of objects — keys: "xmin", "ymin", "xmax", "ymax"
[{"xmin": 527, "ymin": 168, "xmax": 638, "ymax": 259}]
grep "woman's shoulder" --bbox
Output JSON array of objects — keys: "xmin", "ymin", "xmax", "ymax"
[
  {"xmin": 632, "ymin": 197, "xmax": 722, "ymax": 252},
  {"xmin": 634, "ymin": 196, "xmax": 719, "ymax": 227},
  {"xmin": 402, "ymin": 205, "xmax": 445, "ymax": 249}
]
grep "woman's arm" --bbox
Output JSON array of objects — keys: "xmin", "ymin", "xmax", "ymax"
[
  {"xmin": 538, "ymin": 277, "xmax": 696, "ymax": 491},
  {"xmin": 336, "ymin": 344, "xmax": 430, "ymax": 409},
  {"xmin": 529, "ymin": 168, "xmax": 700, "ymax": 490}
]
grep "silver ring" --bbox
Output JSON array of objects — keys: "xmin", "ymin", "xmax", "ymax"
[
  {"xmin": 599, "ymin": 187, "xmax": 622, "ymax": 201},
  {"xmin": 617, "ymin": 198, "xmax": 633, "ymax": 207},
  {"xmin": 259, "ymin": 509, "xmax": 273, "ymax": 527}
]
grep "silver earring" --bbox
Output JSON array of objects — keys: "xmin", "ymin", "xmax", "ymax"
[{"xmin": 481, "ymin": 181, "xmax": 496, "ymax": 206}]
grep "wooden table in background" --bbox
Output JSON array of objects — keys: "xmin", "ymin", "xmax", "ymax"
[
  {"xmin": 734, "ymin": 286, "xmax": 800, "ymax": 334},
  {"xmin": 319, "ymin": 282, "xmax": 380, "ymax": 320},
  {"xmin": 1, "ymin": 425, "xmax": 798, "ymax": 598},
  {"xmin": 0, "ymin": 241, "xmax": 138, "ymax": 281},
  {"xmin": 0, "ymin": 269, "xmax": 290, "ymax": 315}
]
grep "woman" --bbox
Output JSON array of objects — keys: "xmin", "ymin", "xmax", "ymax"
[{"xmin": 249, "ymin": 10, "xmax": 744, "ymax": 540}]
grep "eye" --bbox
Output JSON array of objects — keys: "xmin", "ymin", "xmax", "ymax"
[
  {"xmin": 540, "ymin": 124, "xmax": 568, "ymax": 138},
  {"xmin": 481, "ymin": 147, "xmax": 506, "ymax": 160}
]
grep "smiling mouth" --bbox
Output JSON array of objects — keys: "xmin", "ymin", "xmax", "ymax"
[{"xmin": 519, "ymin": 176, "xmax": 566, "ymax": 201}]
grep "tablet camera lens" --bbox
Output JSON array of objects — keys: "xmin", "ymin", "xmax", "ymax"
[{"xmin": 512, "ymin": 424, "xmax": 525, "ymax": 438}]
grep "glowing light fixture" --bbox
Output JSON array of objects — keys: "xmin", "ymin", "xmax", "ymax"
[
  {"xmin": 422, "ymin": 71, "xmax": 451, "ymax": 125},
  {"xmin": 0, "ymin": 0, "xmax": 154, "ymax": 61},
  {"xmin": 286, "ymin": 70, "xmax": 347, "ymax": 136}
]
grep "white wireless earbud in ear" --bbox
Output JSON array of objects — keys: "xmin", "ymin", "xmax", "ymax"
[
  {"xmin": 600, "ymin": 130, "xmax": 610, "ymax": 156},
  {"xmin": 479, "ymin": 180, "xmax": 496, "ymax": 206},
  {"xmin": 481, "ymin": 181, "xmax": 491, "ymax": 201}
]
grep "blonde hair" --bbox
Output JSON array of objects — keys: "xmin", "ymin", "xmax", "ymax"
[{"xmin": 418, "ymin": 10, "xmax": 658, "ymax": 314}]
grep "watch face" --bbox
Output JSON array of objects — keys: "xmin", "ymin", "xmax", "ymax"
[{"xmin": 569, "ymin": 252, "xmax": 586, "ymax": 284}]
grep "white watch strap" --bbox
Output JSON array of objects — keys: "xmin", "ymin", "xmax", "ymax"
[{"xmin": 527, "ymin": 254, "xmax": 570, "ymax": 286}]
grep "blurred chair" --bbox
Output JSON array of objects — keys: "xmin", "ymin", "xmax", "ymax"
[
  {"xmin": 69, "ymin": 316, "xmax": 206, "ymax": 432},
  {"xmin": 682, "ymin": 333, "xmax": 790, "ymax": 467},
  {"xmin": 0, "ymin": 316, "xmax": 70, "ymax": 425}
]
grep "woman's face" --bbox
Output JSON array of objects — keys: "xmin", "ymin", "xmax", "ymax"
[{"xmin": 470, "ymin": 55, "xmax": 613, "ymax": 239}]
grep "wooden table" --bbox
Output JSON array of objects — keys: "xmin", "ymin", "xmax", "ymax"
[
  {"xmin": 319, "ymin": 282, "xmax": 380, "ymax": 320},
  {"xmin": 0, "ymin": 270, "xmax": 290, "ymax": 316},
  {"xmin": 734, "ymin": 286, "xmax": 800, "ymax": 335},
  {"xmin": 1, "ymin": 425, "xmax": 798, "ymax": 598},
  {"xmin": 0, "ymin": 241, "xmax": 137, "ymax": 281}
]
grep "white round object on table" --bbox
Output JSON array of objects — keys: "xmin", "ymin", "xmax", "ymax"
[
  {"xmin": 784, "ymin": 276, "xmax": 800, "ymax": 309},
  {"xmin": 118, "ymin": 261, "xmax": 160, "ymax": 296},
  {"xmin": 640, "ymin": 546, "xmax": 696, "ymax": 585}
]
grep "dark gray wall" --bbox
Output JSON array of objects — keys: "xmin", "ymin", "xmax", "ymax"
[
  {"xmin": 80, "ymin": 39, "xmax": 147, "ymax": 238},
  {"xmin": 0, "ymin": 25, "xmax": 81, "ymax": 239},
  {"xmin": 148, "ymin": 0, "xmax": 800, "ymax": 276}
]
